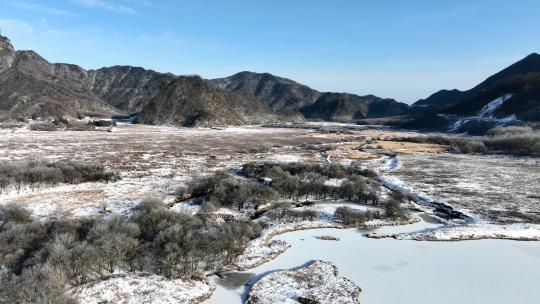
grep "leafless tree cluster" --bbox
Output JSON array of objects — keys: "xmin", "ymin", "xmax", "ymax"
[
  {"xmin": 333, "ymin": 206, "xmax": 378, "ymax": 226},
  {"xmin": 0, "ymin": 201, "xmax": 261, "ymax": 303},
  {"xmin": 333, "ymin": 191, "xmax": 409, "ymax": 226},
  {"xmin": 241, "ymin": 162, "xmax": 380, "ymax": 203},
  {"xmin": 186, "ymin": 162, "xmax": 385, "ymax": 222},
  {"xmin": 0, "ymin": 158, "xmax": 119, "ymax": 194}
]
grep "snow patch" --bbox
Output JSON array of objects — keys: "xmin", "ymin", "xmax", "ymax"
[
  {"xmin": 447, "ymin": 94, "xmax": 517, "ymax": 132},
  {"xmin": 246, "ymin": 260, "xmax": 360, "ymax": 304},
  {"xmin": 270, "ymin": 154, "xmax": 303, "ymax": 163},
  {"xmin": 477, "ymin": 94, "xmax": 513, "ymax": 118},
  {"xmin": 72, "ymin": 274, "xmax": 214, "ymax": 304}
]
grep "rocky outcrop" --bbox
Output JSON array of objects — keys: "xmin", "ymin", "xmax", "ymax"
[
  {"xmin": 88, "ymin": 66, "xmax": 176, "ymax": 112},
  {"xmin": 247, "ymin": 260, "xmax": 361, "ymax": 304},
  {"xmin": 0, "ymin": 35, "xmax": 15, "ymax": 74}
]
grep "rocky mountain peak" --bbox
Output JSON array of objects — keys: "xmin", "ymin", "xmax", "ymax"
[{"xmin": 0, "ymin": 35, "xmax": 16, "ymax": 74}]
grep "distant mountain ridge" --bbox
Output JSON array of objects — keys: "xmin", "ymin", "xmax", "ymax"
[
  {"xmin": 411, "ymin": 53, "xmax": 540, "ymax": 115},
  {"xmin": 211, "ymin": 71, "xmax": 410, "ymax": 122},
  {"xmin": 406, "ymin": 53, "xmax": 540, "ymax": 132}
]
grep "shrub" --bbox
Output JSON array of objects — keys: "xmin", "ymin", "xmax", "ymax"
[
  {"xmin": 0, "ymin": 204, "xmax": 32, "ymax": 225},
  {"xmin": 52, "ymin": 117, "xmax": 69, "ymax": 126},
  {"xmin": 389, "ymin": 130, "xmax": 540, "ymax": 157}
]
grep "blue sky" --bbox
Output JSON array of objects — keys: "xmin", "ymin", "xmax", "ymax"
[{"xmin": 0, "ymin": 0, "xmax": 539, "ymax": 103}]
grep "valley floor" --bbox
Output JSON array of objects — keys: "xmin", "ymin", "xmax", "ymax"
[{"xmin": 1, "ymin": 122, "xmax": 539, "ymax": 303}]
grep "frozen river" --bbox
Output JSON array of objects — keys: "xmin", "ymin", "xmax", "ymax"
[{"xmin": 206, "ymin": 217, "xmax": 540, "ymax": 304}]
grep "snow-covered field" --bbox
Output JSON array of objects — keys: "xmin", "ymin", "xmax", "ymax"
[
  {"xmin": 3, "ymin": 123, "xmax": 539, "ymax": 303},
  {"xmin": 0, "ymin": 124, "xmax": 338, "ymax": 218},
  {"xmin": 372, "ymin": 153, "xmax": 540, "ymax": 225}
]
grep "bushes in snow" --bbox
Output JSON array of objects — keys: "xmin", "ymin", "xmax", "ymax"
[
  {"xmin": 186, "ymin": 162, "xmax": 382, "ymax": 213},
  {"xmin": 389, "ymin": 125, "xmax": 540, "ymax": 156},
  {"xmin": 0, "ymin": 202, "xmax": 262, "ymax": 303},
  {"xmin": 482, "ymin": 126, "xmax": 540, "ymax": 156},
  {"xmin": 188, "ymin": 172, "xmax": 278, "ymax": 210},
  {"xmin": 0, "ymin": 158, "xmax": 119, "ymax": 194},
  {"xmin": 333, "ymin": 206, "xmax": 377, "ymax": 226}
]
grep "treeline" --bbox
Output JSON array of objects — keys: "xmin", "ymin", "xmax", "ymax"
[
  {"xmin": 0, "ymin": 158, "xmax": 119, "ymax": 194},
  {"xmin": 334, "ymin": 191, "xmax": 410, "ymax": 226},
  {"xmin": 185, "ymin": 162, "xmax": 382, "ymax": 213},
  {"xmin": 389, "ymin": 126, "xmax": 540, "ymax": 156},
  {"xmin": 0, "ymin": 200, "xmax": 262, "ymax": 303}
]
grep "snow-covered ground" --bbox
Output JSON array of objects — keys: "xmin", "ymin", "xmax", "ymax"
[
  {"xmin": 4, "ymin": 123, "xmax": 539, "ymax": 303},
  {"xmin": 0, "ymin": 124, "xmax": 338, "ymax": 218},
  {"xmin": 393, "ymin": 223, "xmax": 540, "ymax": 241},
  {"xmin": 72, "ymin": 273, "xmax": 214, "ymax": 304},
  {"xmin": 269, "ymin": 154, "xmax": 304, "ymax": 163},
  {"xmin": 370, "ymin": 153, "xmax": 540, "ymax": 225},
  {"xmin": 246, "ymin": 260, "xmax": 360, "ymax": 304}
]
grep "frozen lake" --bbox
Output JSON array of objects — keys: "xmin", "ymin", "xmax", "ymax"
[{"xmin": 206, "ymin": 218, "xmax": 540, "ymax": 304}]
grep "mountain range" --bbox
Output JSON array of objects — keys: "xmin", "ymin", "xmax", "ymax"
[
  {"xmin": 0, "ymin": 34, "xmax": 539, "ymax": 129},
  {"xmin": 211, "ymin": 72, "xmax": 410, "ymax": 121},
  {"xmin": 0, "ymin": 34, "xmax": 409, "ymax": 125}
]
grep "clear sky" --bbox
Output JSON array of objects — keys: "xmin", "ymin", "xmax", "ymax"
[{"xmin": 0, "ymin": 0, "xmax": 539, "ymax": 103}]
